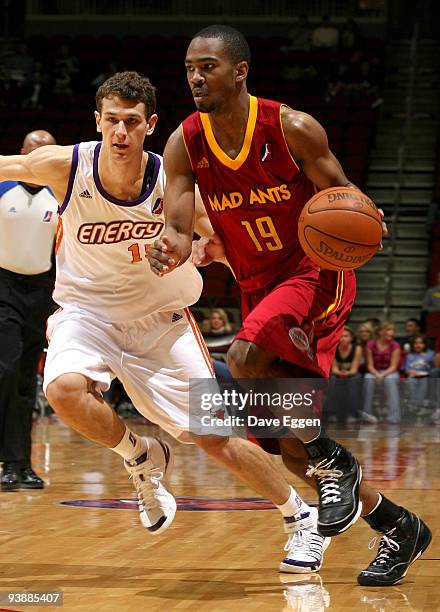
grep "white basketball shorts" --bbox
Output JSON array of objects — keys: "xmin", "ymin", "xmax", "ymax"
[{"xmin": 43, "ymin": 305, "xmax": 214, "ymax": 442}]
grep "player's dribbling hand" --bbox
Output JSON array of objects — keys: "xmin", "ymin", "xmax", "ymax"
[
  {"xmin": 378, "ymin": 208, "xmax": 387, "ymax": 249},
  {"xmin": 148, "ymin": 235, "xmax": 181, "ymax": 277},
  {"xmin": 191, "ymin": 233, "xmax": 225, "ymax": 266}
]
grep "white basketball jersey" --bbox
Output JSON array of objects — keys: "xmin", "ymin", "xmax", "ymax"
[
  {"xmin": 0, "ymin": 181, "xmax": 57, "ymax": 274},
  {"xmin": 54, "ymin": 141, "xmax": 202, "ymax": 322}
]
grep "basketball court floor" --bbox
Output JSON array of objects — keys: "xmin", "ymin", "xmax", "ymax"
[{"xmin": 0, "ymin": 417, "xmax": 438, "ymax": 611}]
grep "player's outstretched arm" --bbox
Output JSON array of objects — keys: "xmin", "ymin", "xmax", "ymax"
[
  {"xmin": 0, "ymin": 145, "xmax": 73, "ymax": 200},
  {"xmin": 149, "ymin": 128, "xmax": 197, "ymax": 277}
]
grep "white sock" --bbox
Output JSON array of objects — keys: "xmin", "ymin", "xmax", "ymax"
[
  {"xmin": 110, "ymin": 427, "xmax": 147, "ymax": 462},
  {"xmin": 276, "ymin": 486, "xmax": 308, "ymax": 518}
]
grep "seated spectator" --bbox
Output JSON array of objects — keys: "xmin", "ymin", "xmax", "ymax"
[
  {"xmin": 0, "ymin": 42, "xmax": 34, "ymax": 104},
  {"xmin": 421, "ymin": 271, "xmax": 440, "ymax": 330},
  {"xmin": 397, "ymin": 317, "xmax": 421, "ymax": 352},
  {"xmin": 361, "ymin": 320, "xmax": 401, "ymax": 424},
  {"xmin": 356, "ymin": 320, "xmax": 375, "ymax": 373},
  {"xmin": 326, "ymin": 60, "xmax": 350, "ymax": 100},
  {"xmin": 52, "ymin": 44, "xmax": 79, "ymax": 96},
  {"xmin": 365, "ymin": 317, "xmax": 381, "ymax": 336},
  {"xmin": 282, "ymin": 62, "xmax": 320, "ymax": 93},
  {"xmin": 339, "ymin": 18, "xmax": 362, "ymax": 51},
  {"xmin": 422, "ymin": 272, "xmax": 440, "ymax": 313},
  {"xmin": 327, "ymin": 326, "xmax": 362, "ymax": 424},
  {"xmin": 281, "ymin": 15, "xmax": 312, "ymax": 53},
  {"xmin": 405, "ymin": 334, "xmax": 435, "ymax": 406},
  {"xmin": 91, "ymin": 62, "xmax": 120, "ymax": 87},
  {"xmin": 22, "ymin": 61, "xmax": 51, "ymax": 110},
  {"xmin": 312, "ymin": 15, "xmax": 339, "ymax": 49},
  {"xmin": 202, "ymin": 308, "xmax": 233, "ymax": 337}
]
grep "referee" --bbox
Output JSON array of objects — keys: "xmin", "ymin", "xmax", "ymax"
[{"xmin": 0, "ymin": 130, "xmax": 58, "ymax": 490}]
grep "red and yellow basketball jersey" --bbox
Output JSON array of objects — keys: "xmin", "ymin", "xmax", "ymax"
[{"xmin": 182, "ymin": 95, "xmax": 318, "ymax": 292}]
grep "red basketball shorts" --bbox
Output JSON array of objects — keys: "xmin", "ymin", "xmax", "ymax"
[{"xmin": 235, "ymin": 264, "xmax": 356, "ymax": 378}]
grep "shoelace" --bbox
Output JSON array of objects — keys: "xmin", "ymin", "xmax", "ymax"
[
  {"xmin": 306, "ymin": 457, "xmax": 343, "ymax": 504},
  {"xmin": 368, "ymin": 528, "xmax": 400, "ymax": 566},
  {"xmin": 128, "ymin": 466, "xmax": 164, "ymax": 511},
  {"xmin": 284, "ymin": 530, "xmax": 324, "ymax": 561}
]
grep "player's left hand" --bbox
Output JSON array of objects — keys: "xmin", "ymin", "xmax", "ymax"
[{"xmin": 148, "ymin": 235, "xmax": 181, "ymax": 277}]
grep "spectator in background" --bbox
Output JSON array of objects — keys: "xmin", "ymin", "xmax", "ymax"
[
  {"xmin": 282, "ymin": 61, "xmax": 320, "ymax": 93},
  {"xmin": 405, "ymin": 334, "xmax": 435, "ymax": 406},
  {"xmin": 311, "ymin": 15, "xmax": 339, "ymax": 49},
  {"xmin": 0, "ymin": 130, "xmax": 58, "ymax": 491},
  {"xmin": 326, "ymin": 59, "xmax": 350, "ymax": 100},
  {"xmin": 22, "ymin": 61, "xmax": 51, "ymax": 110},
  {"xmin": 361, "ymin": 320, "xmax": 401, "ymax": 424},
  {"xmin": 421, "ymin": 271, "xmax": 440, "ymax": 330},
  {"xmin": 339, "ymin": 18, "xmax": 362, "ymax": 51},
  {"xmin": 430, "ymin": 338, "xmax": 440, "ymax": 420},
  {"xmin": 356, "ymin": 320, "xmax": 375, "ymax": 373},
  {"xmin": 0, "ymin": 42, "xmax": 35, "ymax": 103},
  {"xmin": 202, "ymin": 308, "xmax": 233, "ymax": 337},
  {"xmin": 281, "ymin": 15, "xmax": 312, "ymax": 53},
  {"xmin": 397, "ymin": 318, "xmax": 421, "ymax": 352},
  {"xmin": 52, "ymin": 44, "xmax": 79, "ymax": 96},
  {"xmin": 328, "ymin": 326, "xmax": 362, "ymax": 425},
  {"xmin": 91, "ymin": 62, "xmax": 120, "ymax": 88},
  {"xmin": 365, "ymin": 317, "xmax": 381, "ymax": 333}
]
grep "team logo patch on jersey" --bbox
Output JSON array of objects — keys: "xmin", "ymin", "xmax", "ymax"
[
  {"xmin": 152, "ymin": 197, "xmax": 163, "ymax": 215},
  {"xmin": 42, "ymin": 210, "xmax": 53, "ymax": 222},
  {"xmin": 260, "ymin": 143, "xmax": 272, "ymax": 162},
  {"xmin": 289, "ymin": 326, "xmax": 314, "ymax": 360},
  {"xmin": 8, "ymin": 206, "xmax": 17, "ymax": 213},
  {"xmin": 171, "ymin": 312, "xmax": 183, "ymax": 322},
  {"xmin": 79, "ymin": 189, "xmax": 92, "ymax": 199},
  {"xmin": 197, "ymin": 157, "xmax": 210, "ymax": 169}
]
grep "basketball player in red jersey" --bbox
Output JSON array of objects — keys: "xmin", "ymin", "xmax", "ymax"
[{"xmin": 149, "ymin": 25, "xmax": 431, "ymax": 585}]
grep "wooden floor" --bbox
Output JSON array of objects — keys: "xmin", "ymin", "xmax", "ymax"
[{"xmin": 0, "ymin": 418, "xmax": 439, "ymax": 612}]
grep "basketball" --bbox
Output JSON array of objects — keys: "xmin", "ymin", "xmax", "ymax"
[{"xmin": 298, "ymin": 187, "xmax": 383, "ymax": 271}]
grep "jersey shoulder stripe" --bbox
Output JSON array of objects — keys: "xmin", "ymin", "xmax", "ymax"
[
  {"xmin": 59, "ymin": 143, "xmax": 80, "ymax": 215},
  {"xmin": 0, "ymin": 180, "xmax": 19, "ymax": 198}
]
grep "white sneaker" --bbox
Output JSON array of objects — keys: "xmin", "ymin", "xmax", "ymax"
[
  {"xmin": 124, "ymin": 437, "xmax": 176, "ymax": 535},
  {"xmin": 280, "ymin": 506, "xmax": 331, "ymax": 574}
]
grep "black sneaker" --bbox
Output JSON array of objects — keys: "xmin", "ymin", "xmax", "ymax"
[
  {"xmin": 357, "ymin": 509, "xmax": 432, "ymax": 586},
  {"xmin": 304, "ymin": 437, "xmax": 362, "ymax": 537}
]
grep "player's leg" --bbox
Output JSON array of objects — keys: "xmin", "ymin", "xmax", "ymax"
[
  {"xmin": 189, "ymin": 432, "xmax": 330, "ymax": 573},
  {"xmin": 228, "ymin": 337, "xmax": 363, "ymax": 536},
  {"xmin": 227, "ymin": 266, "xmax": 432, "ymax": 576},
  {"xmin": 280, "ymin": 439, "xmax": 432, "ymax": 584},
  {"xmin": 44, "ymin": 307, "xmax": 172, "ymax": 534},
  {"xmin": 124, "ymin": 309, "xmax": 328, "ymax": 572}
]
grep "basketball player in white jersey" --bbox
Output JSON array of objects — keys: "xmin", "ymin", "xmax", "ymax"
[{"xmin": 0, "ymin": 72, "xmax": 330, "ymax": 573}]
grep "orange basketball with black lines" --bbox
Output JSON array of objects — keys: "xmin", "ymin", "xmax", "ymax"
[{"xmin": 298, "ymin": 187, "xmax": 382, "ymax": 271}]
